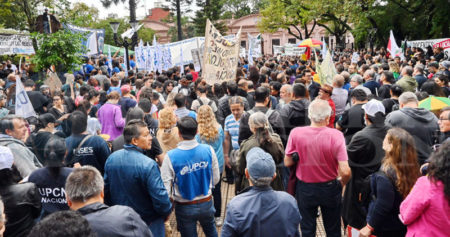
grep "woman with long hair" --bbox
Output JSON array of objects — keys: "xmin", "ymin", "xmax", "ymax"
[
  {"xmin": 97, "ymin": 91, "xmax": 125, "ymax": 141},
  {"xmin": 360, "ymin": 128, "xmax": 420, "ymax": 237},
  {"xmin": 156, "ymin": 108, "xmax": 180, "ymax": 156},
  {"xmin": 389, "ymin": 62, "xmax": 401, "ymax": 81},
  {"xmin": 27, "ymin": 138, "xmax": 73, "ymax": 218},
  {"xmin": 400, "ymin": 141, "xmax": 450, "ymax": 237},
  {"xmin": 195, "ymin": 105, "xmax": 225, "ymax": 226},
  {"xmin": 237, "ymin": 112, "xmax": 284, "ymax": 192}
]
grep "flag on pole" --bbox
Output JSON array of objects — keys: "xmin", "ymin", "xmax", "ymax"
[
  {"xmin": 387, "ymin": 30, "xmax": 405, "ymax": 60},
  {"xmin": 180, "ymin": 44, "xmax": 184, "ymax": 75},
  {"xmin": 108, "ymin": 46, "xmax": 113, "ymax": 76},
  {"xmin": 15, "ymin": 76, "xmax": 36, "ymax": 119},
  {"xmin": 248, "ymin": 33, "xmax": 254, "ymax": 66},
  {"xmin": 321, "ymin": 40, "xmax": 328, "ymax": 57}
]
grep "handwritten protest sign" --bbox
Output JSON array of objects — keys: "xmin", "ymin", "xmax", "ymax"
[{"xmin": 202, "ymin": 19, "xmax": 241, "ymax": 84}]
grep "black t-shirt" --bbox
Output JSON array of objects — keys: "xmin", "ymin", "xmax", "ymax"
[
  {"xmin": 382, "ymin": 98, "xmax": 399, "ymax": 115},
  {"xmin": 27, "ymin": 91, "xmax": 49, "ymax": 114},
  {"xmin": 144, "ymin": 114, "xmax": 159, "ymax": 136},
  {"xmin": 28, "ymin": 167, "xmax": 73, "ymax": 217},
  {"xmin": 65, "ymin": 134, "xmax": 111, "ymax": 174}
]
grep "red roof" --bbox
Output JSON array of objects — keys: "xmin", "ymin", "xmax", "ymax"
[{"xmin": 146, "ymin": 8, "xmax": 170, "ymax": 21}]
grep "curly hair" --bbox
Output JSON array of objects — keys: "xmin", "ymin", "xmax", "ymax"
[
  {"xmin": 428, "ymin": 140, "xmax": 450, "ymax": 204},
  {"xmin": 382, "ymin": 128, "xmax": 420, "ymax": 199},
  {"xmin": 388, "ymin": 61, "xmax": 400, "ymax": 73},
  {"xmin": 158, "ymin": 108, "xmax": 177, "ymax": 130},
  {"xmin": 197, "ymin": 105, "xmax": 219, "ymax": 142}
]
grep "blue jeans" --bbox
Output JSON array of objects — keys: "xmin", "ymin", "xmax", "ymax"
[
  {"xmin": 295, "ymin": 179, "xmax": 342, "ymax": 237},
  {"xmin": 148, "ymin": 217, "xmax": 165, "ymax": 237},
  {"xmin": 175, "ymin": 199, "xmax": 218, "ymax": 237}
]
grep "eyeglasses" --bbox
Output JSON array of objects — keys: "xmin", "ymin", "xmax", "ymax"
[{"xmin": 438, "ymin": 118, "xmax": 449, "ymax": 121}]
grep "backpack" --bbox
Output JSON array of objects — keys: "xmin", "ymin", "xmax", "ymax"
[
  {"xmin": 198, "ymin": 98, "xmax": 213, "ymax": 107},
  {"xmin": 247, "ymin": 108, "xmax": 275, "ymax": 119}
]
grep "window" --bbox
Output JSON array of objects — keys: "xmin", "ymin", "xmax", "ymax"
[
  {"xmin": 241, "ymin": 40, "xmax": 246, "ymax": 48},
  {"xmin": 272, "ymin": 39, "xmax": 280, "ymax": 54},
  {"xmin": 288, "ymin": 38, "xmax": 296, "ymax": 44}
]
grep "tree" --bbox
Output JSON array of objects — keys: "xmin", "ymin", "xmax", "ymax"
[
  {"xmin": 258, "ymin": 0, "xmax": 317, "ymax": 40},
  {"xmin": 31, "ymin": 29, "xmax": 86, "ymax": 72},
  {"xmin": 222, "ymin": 0, "xmax": 252, "ymax": 19},
  {"xmin": 164, "ymin": 0, "xmax": 193, "ymax": 41},
  {"xmin": 59, "ymin": 2, "xmax": 99, "ymax": 27},
  {"xmin": 193, "ymin": 0, "xmax": 227, "ymax": 36},
  {"xmin": 165, "ymin": 16, "xmax": 195, "ymax": 42},
  {"xmin": 100, "ymin": 0, "xmax": 138, "ymax": 22},
  {"xmin": 137, "ymin": 27, "xmax": 156, "ymax": 43}
]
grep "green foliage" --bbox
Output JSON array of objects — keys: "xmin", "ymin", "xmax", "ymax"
[
  {"xmin": 59, "ymin": 2, "xmax": 99, "ymax": 27},
  {"xmin": 193, "ymin": 0, "xmax": 227, "ymax": 36},
  {"xmin": 138, "ymin": 27, "xmax": 156, "ymax": 43},
  {"xmin": 31, "ymin": 29, "xmax": 86, "ymax": 72},
  {"xmin": 221, "ymin": 0, "xmax": 252, "ymax": 19}
]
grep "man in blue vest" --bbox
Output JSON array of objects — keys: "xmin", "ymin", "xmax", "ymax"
[
  {"xmin": 104, "ymin": 120, "xmax": 172, "ymax": 237},
  {"xmin": 161, "ymin": 116, "xmax": 220, "ymax": 237}
]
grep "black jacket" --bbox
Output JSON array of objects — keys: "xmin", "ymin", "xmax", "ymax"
[
  {"xmin": 78, "ymin": 202, "xmax": 153, "ymax": 237},
  {"xmin": 308, "ymin": 81, "xmax": 321, "ymax": 100},
  {"xmin": 279, "ymin": 99, "xmax": 310, "ymax": 139},
  {"xmin": 342, "ymin": 125, "xmax": 387, "ymax": 229},
  {"xmin": 0, "ymin": 182, "xmax": 41, "ymax": 237}
]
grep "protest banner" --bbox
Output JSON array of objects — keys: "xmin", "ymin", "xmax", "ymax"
[
  {"xmin": 202, "ymin": 19, "xmax": 241, "ymax": 84},
  {"xmin": 284, "ymin": 44, "xmax": 306, "ymax": 56},
  {"xmin": 409, "ymin": 38, "xmax": 450, "ymax": 60},
  {"xmin": 273, "ymin": 46, "xmax": 284, "ymax": 55},
  {"xmin": 248, "ymin": 33, "xmax": 262, "ymax": 58},
  {"xmin": 0, "ymin": 34, "xmax": 35, "ymax": 55}
]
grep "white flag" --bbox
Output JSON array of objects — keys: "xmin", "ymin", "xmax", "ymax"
[
  {"xmin": 15, "ymin": 76, "xmax": 36, "ymax": 118},
  {"xmin": 387, "ymin": 30, "xmax": 405, "ymax": 61},
  {"xmin": 248, "ymin": 33, "xmax": 254, "ymax": 66},
  {"xmin": 108, "ymin": 46, "xmax": 113, "ymax": 76},
  {"xmin": 180, "ymin": 44, "xmax": 184, "ymax": 75}
]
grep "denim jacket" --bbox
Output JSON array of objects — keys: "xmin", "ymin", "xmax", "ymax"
[{"xmin": 104, "ymin": 144, "xmax": 172, "ymax": 224}]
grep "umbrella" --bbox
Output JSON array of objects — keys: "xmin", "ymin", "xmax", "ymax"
[
  {"xmin": 298, "ymin": 39, "xmax": 323, "ymax": 48},
  {"xmin": 418, "ymin": 96, "xmax": 450, "ymax": 111}
]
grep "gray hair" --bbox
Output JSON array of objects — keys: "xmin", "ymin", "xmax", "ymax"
[
  {"xmin": 351, "ymin": 75, "xmax": 364, "ymax": 85},
  {"xmin": 364, "ymin": 69, "xmax": 375, "ymax": 80},
  {"xmin": 399, "ymin": 92, "xmax": 418, "ymax": 105},
  {"xmin": 249, "ymin": 112, "xmax": 270, "ymax": 131},
  {"xmin": 65, "ymin": 166, "xmax": 104, "ymax": 203},
  {"xmin": 281, "ymin": 84, "xmax": 293, "ymax": 94},
  {"xmin": 333, "ymin": 74, "xmax": 345, "ymax": 88},
  {"xmin": 308, "ymin": 99, "xmax": 332, "ymax": 123},
  {"xmin": 402, "ymin": 66, "xmax": 413, "ymax": 76},
  {"xmin": 249, "ymin": 176, "xmax": 273, "ymax": 187}
]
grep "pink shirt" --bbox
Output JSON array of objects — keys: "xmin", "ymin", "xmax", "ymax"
[
  {"xmin": 285, "ymin": 126, "xmax": 348, "ymax": 183},
  {"xmin": 400, "ymin": 176, "xmax": 450, "ymax": 237}
]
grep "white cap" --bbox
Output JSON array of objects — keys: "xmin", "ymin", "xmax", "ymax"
[
  {"xmin": 362, "ymin": 99, "xmax": 385, "ymax": 117},
  {"xmin": 0, "ymin": 146, "xmax": 13, "ymax": 170}
]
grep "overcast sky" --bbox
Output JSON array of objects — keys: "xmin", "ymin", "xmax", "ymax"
[{"xmin": 68, "ymin": 0, "xmax": 159, "ymax": 20}]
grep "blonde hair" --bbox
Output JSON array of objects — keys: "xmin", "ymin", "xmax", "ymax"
[
  {"xmin": 197, "ymin": 105, "xmax": 219, "ymax": 142},
  {"xmin": 389, "ymin": 62, "xmax": 400, "ymax": 73},
  {"xmin": 158, "ymin": 108, "xmax": 177, "ymax": 130},
  {"xmin": 165, "ymin": 92, "xmax": 177, "ymax": 108}
]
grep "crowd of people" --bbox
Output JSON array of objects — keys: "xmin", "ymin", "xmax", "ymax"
[{"xmin": 0, "ymin": 45, "xmax": 449, "ymax": 237}]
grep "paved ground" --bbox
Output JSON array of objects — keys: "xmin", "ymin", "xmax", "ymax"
[{"xmin": 167, "ymin": 180, "xmax": 343, "ymax": 237}]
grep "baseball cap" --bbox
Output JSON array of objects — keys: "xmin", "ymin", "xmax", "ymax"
[
  {"xmin": 246, "ymin": 147, "xmax": 276, "ymax": 179},
  {"xmin": 362, "ymin": 99, "xmax": 385, "ymax": 117},
  {"xmin": 0, "ymin": 146, "xmax": 14, "ymax": 170}
]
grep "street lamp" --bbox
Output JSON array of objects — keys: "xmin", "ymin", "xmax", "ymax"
[{"xmin": 109, "ymin": 21, "xmax": 139, "ymax": 71}]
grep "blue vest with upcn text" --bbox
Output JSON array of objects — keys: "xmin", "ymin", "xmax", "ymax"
[{"xmin": 168, "ymin": 144, "xmax": 213, "ymax": 201}]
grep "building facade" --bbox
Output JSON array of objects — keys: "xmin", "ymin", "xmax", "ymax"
[{"xmin": 141, "ymin": 10, "xmax": 355, "ymax": 55}]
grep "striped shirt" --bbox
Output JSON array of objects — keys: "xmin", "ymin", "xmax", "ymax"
[{"xmin": 224, "ymin": 114, "xmax": 240, "ymax": 150}]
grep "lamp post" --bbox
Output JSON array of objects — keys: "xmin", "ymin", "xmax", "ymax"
[{"xmin": 109, "ymin": 21, "xmax": 139, "ymax": 71}]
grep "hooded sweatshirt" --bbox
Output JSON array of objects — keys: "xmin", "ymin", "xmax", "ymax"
[
  {"xmin": 0, "ymin": 134, "xmax": 42, "ymax": 178},
  {"xmin": 395, "ymin": 75, "xmax": 418, "ymax": 93},
  {"xmin": 385, "ymin": 107, "xmax": 439, "ymax": 164},
  {"xmin": 280, "ymin": 99, "xmax": 311, "ymax": 138}
]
